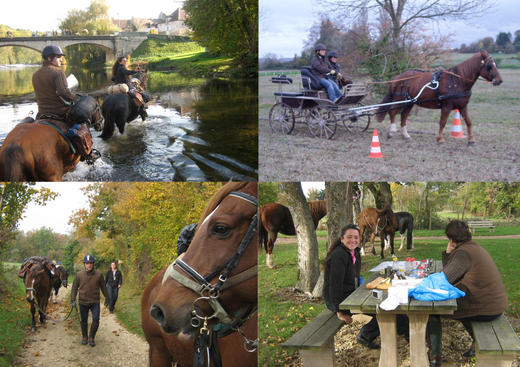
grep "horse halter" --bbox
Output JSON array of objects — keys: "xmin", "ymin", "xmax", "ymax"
[
  {"xmin": 162, "ymin": 190, "xmax": 258, "ymax": 352},
  {"xmin": 89, "ymin": 104, "xmax": 103, "ymax": 129},
  {"xmin": 480, "ymin": 56, "xmax": 498, "ymax": 81}
]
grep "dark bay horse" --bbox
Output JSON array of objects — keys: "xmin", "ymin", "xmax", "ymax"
[
  {"xmin": 100, "ymin": 70, "xmax": 149, "ymax": 139},
  {"xmin": 0, "ymin": 95, "xmax": 103, "ymax": 181},
  {"xmin": 259, "ymin": 200, "xmax": 327, "ymax": 268},
  {"xmin": 395, "ymin": 211, "xmax": 414, "ymax": 251},
  {"xmin": 50, "ymin": 265, "xmax": 68, "ymax": 304},
  {"xmin": 24, "ymin": 263, "xmax": 52, "ymax": 331},
  {"xmin": 376, "ymin": 50, "xmax": 502, "ymax": 144},
  {"xmin": 142, "ymin": 182, "xmax": 257, "ymax": 367},
  {"xmin": 358, "ymin": 207, "xmax": 397, "ymax": 259}
]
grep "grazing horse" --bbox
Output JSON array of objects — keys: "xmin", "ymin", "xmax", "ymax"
[
  {"xmin": 376, "ymin": 50, "xmax": 502, "ymax": 144},
  {"xmin": 100, "ymin": 70, "xmax": 149, "ymax": 139},
  {"xmin": 394, "ymin": 211, "xmax": 414, "ymax": 251},
  {"xmin": 141, "ymin": 182, "xmax": 257, "ymax": 367},
  {"xmin": 259, "ymin": 200, "xmax": 327, "ymax": 268},
  {"xmin": 358, "ymin": 207, "xmax": 398, "ymax": 259},
  {"xmin": 24, "ymin": 263, "xmax": 52, "ymax": 331},
  {"xmin": 50, "ymin": 266, "xmax": 68, "ymax": 304},
  {"xmin": 0, "ymin": 95, "xmax": 104, "ymax": 181}
]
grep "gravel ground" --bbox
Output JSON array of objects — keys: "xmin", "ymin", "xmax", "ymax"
[{"xmin": 259, "ymin": 69, "xmax": 520, "ymax": 181}]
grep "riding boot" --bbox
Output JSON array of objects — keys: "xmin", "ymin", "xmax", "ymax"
[
  {"xmin": 81, "ymin": 321, "xmax": 88, "ymax": 345},
  {"xmin": 89, "ymin": 322, "xmax": 99, "ymax": 347},
  {"xmin": 427, "ymin": 318, "xmax": 442, "ymax": 366}
]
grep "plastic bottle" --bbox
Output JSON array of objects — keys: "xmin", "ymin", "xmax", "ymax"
[
  {"xmin": 392, "ymin": 255, "xmax": 398, "ymax": 272},
  {"xmin": 418, "ymin": 266, "xmax": 425, "ymax": 278}
]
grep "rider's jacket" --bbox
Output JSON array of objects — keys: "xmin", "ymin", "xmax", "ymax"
[
  {"xmin": 311, "ymin": 54, "xmax": 332, "ymax": 79},
  {"xmin": 71, "ymin": 269, "xmax": 108, "ymax": 305},
  {"xmin": 32, "ymin": 61, "xmax": 78, "ymax": 116}
]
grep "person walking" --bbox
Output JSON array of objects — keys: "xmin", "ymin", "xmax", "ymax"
[
  {"xmin": 105, "ymin": 262, "xmax": 123, "ymax": 313},
  {"xmin": 71, "ymin": 254, "xmax": 109, "ymax": 347}
]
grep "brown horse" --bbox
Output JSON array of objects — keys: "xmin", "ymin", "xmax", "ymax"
[
  {"xmin": 376, "ymin": 50, "xmax": 502, "ymax": 144},
  {"xmin": 358, "ymin": 207, "xmax": 398, "ymax": 259},
  {"xmin": 141, "ymin": 182, "xmax": 257, "ymax": 367},
  {"xmin": 0, "ymin": 95, "xmax": 103, "ymax": 181},
  {"xmin": 24, "ymin": 263, "xmax": 52, "ymax": 331},
  {"xmin": 259, "ymin": 200, "xmax": 327, "ymax": 268}
]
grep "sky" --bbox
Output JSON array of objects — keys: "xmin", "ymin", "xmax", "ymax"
[
  {"xmin": 18, "ymin": 183, "xmax": 91, "ymax": 235},
  {"xmin": 260, "ymin": 0, "xmax": 520, "ymax": 58},
  {"xmin": 301, "ymin": 182, "xmax": 325, "ymax": 197},
  {"xmin": 0, "ymin": 0, "xmax": 185, "ymax": 33}
]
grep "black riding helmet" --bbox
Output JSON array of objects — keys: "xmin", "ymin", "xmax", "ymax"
[
  {"xmin": 83, "ymin": 254, "xmax": 95, "ymax": 263},
  {"xmin": 327, "ymin": 50, "xmax": 338, "ymax": 59},
  {"xmin": 42, "ymin": 45, "xmax": 65, "ymax": 59},
  {"xmin": 315, "ymin": 43, "xmax": 326, "ymax": 52}
]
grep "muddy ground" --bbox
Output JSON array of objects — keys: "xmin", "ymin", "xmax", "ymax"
[
  {"xmin": 259, "ymin": 69, "xmax": 520, "ymax": 181},
  {"xmin": 16, "ymin": 287, "xmax": 148, "ymax": 367}
]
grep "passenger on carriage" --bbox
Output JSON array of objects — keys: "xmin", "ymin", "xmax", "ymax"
[
  {"xmin": 111, "ymin": 57, "xmax": 148, "ymax": 121},
  {"xmin": 310, "ymin": 43, "xmax": 343, "ymax": 103},
  {"xmin": 327, "ymin": 50, "xmax": 353, "ymax": 89},
  {"xmin": 32, "ymin": 45, "xmax": 101, "ymax": 163}
]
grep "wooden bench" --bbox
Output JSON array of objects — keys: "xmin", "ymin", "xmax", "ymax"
[
  {"xmin": 471, "ymin": 314, "xmax": 520, "ymax": 367},
  {"xmin": 282, "ymin": 309, "xmax": 345, "ymax": 366},
  {"xmin": 467, "ymin": 220, "xmax": 495, "ymax": 234}
]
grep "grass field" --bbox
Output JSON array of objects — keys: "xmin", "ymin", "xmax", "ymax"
[
  {"xmin": 0, "ymin": 263, "xmax": 31, "ymax": 367},
  {"xmin": 258, "ymin": 232, "xmax": 520, "ymax": 366},
  {"xmin": 114, "ymin": 283, "xmax": 145, "ymax": 339},
  {"xmin": 259, "ymin": 54, "xmax": 520, "ymax": 181}
]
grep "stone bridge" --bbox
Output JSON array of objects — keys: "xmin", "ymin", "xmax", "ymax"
[{"xmin": 0, "ymin": 33, "xmax": 149, "ymax": 62}]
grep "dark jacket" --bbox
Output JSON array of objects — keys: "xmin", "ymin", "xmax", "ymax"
[
  {"xmin": 71, "ymin": 269, "xmax": 108, "ymax": 305},
  {"xmin": 32, "ymin": 61, "xmax": 79, "ymax": 116},
  {"xmin": 311, "ymin": 54, "xmax": 332, "ymax": 79},
  {"xmin": 105, "ymin": 268, "xmax": 123, "ymax": 288},
  {"xmin": 442, "ymin": 240, "xmax": 508, "ymax": 319},
  {"xmin": 323, "ymin": 245, "xmax": 361, "ymax": 315},
  {"xmin": 113, "ymin": 64, "xmax": 137, "ymax": 84},
  {"xmin": 177, "ymin": 223, "xmax": 198, "ymax": 255}
]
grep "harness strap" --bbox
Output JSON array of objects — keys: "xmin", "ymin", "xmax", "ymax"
[{"xmin": 39, "ymin": 121, "xmax": 76, "ymax": 154}]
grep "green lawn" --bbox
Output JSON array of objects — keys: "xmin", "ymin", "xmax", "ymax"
[
  {"xmin": 259, "ymin": 233, "xmax": 520, "ymax": 366},
  {"xmin": 114, "ymin": 283, "xmax": 145, "ymax": 339}
]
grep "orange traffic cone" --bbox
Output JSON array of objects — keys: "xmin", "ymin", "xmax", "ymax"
[
  {"xmin": 450, "ymin": 109, "xmax": 465, "ymax": 139},
  {"xmin": 369, "ymin": 129, "xmax": 383, "ymax": 158}
]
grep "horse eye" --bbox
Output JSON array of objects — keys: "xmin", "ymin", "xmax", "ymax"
[{"xmin": 212, "ymin": 224, "xmax": 231, "ymax": 237}]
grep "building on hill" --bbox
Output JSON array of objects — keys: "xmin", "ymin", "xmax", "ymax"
[{"xmin": 112, "ymin": 8, "xmax": 189, "ymax": 36}]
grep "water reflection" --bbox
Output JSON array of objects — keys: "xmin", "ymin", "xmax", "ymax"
[{"xmin": 0, "ymin": 65, "xmax": 257, "ymax": 181}]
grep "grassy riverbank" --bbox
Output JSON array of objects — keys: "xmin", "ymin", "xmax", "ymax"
[
  {"xmin": 131, "ymin": 37, "xmax": 233, "ymax": 78},
  {"xmin": 259, "ymin": 231, "xmax": 520, "ymax": 366},
  {"xmin": 0, "ymin": 262, "xmax": 30, "ymax": 367}
]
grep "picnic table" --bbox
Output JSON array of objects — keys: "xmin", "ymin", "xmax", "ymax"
[{"xmin": 340, "ymin": 260, "xmax": 456, "ymax": 367}]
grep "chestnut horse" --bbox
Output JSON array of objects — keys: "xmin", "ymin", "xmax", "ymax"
[
  {"xmin": 0, "ymin": 95, "xmax": 103, "ymax": 181},
  {"xmin": 376, "ymin": 50, "xmax": 502, "ymax": 144},
  {"xmin": 24, "ymin": 263, "xmax": 52, "ymax": 331},
  {"xmin": 259, "ymin": 200, "xmax": 327, "ymax": 268},
  {"xmin": 358, "ymin": 207, "xmax": 397, "ymax": 259},
  {"xmin": 142, "ymin": 182, "xmax": 257, "ymax": 367}
]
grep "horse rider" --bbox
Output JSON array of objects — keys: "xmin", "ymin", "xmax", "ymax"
[
  {"xmin": 111, "ymin": 56, "xmax": 148, "ymax": 121},
  {"xmin": 327, "ymin": 50, "xmax": 353, "ymax": 89},
  {"xmin": 105, "ymin": 261, "xmax": 123, "ymax": 313},
  {"xmin": 71, "ymin": 254, "xmax": 109, "ymax": 347},
  {"xmin": 32, "ymin": 45, "xmax": 100, "ymax": 163},
  {"xmin": 311, "ymin": 43, "xmax": 343, "ymax": 103}
]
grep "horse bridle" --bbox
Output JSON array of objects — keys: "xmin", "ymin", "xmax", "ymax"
[
  {"xmin": 162, "ymin": 190, "xmax": 258, "ymax": 353},
  {"xmin": 88, "ymin": 104, "xmax": 103, "ymax": 129},
  {"xmin": 480, "ymin": 56, "xmax": 498, "ymax": 81}
]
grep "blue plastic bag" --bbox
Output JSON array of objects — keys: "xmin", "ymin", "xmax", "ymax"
[{"xmin": 408, "ymin": 272, "xmax": 465, "ymax": 301}]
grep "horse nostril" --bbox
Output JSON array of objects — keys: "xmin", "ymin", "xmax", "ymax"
[{"xmin": 150, "ymin": 304, "xmax": 165, "ymax": 326}]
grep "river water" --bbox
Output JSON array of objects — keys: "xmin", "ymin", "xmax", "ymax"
[{"xmin": 0, "ymin": 65, "xmax": 257, "ymax": 181}]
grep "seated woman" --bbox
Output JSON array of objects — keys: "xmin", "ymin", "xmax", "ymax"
[
  {"xmin": 428, "ymin": 220, "xmax": 508, "ymax": 367},
  {"xmin": 327, "ymin": 50, "xmax": 353, "ymax": 89},
  {"xmin": 310, "ymin": 43, "xmax": 343, "ymax": 103}
]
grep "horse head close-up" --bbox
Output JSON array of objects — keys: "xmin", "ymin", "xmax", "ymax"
[{"xmin": 142, "ymin": 182, "xmax": 258, "ymax": 367}]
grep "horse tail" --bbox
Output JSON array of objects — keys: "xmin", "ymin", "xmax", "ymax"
[
  {"xmin": 376, "ymin": 88, "xmax": 393, "ymax": 122},
  {"xmin": 407, "ymin": 215, "xmax": 414, "ymax": 249},
  {"xmin": 0, "ymin": 146, "xmax": 27, "ymax": 181},
  {"xmin": 258, "ymin": 209, "xmax": 268, "ymax": 251}
]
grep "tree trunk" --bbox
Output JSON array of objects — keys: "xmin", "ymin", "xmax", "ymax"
[
  {"xmin": 353, "ymin": 183, "xmax": 362, "ymax": 223},
  {"xmin": 281, "ymin": 182, "xmax": 320, "ymax": 294},
  {"xmin": 346, "ymin": 182, "xmax": 353, "ymax": 224},
  {"xmin": 365, "ymin": 182, "xmax": 393, "ymax": 209},
  {"xmin": 325, "ymin": 182, "xmax": 348, "ymax": 251}
]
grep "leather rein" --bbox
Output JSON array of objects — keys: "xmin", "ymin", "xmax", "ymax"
[{"xmin": 162, "ymin": 190, "xmax": 258, "ymax": 366}]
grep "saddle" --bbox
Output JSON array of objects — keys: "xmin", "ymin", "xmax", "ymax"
[{"xmin": 18, "ymin": 256, "xmax": 54, "ymax": 279}]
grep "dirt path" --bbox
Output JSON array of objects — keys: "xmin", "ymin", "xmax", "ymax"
[{"xmin": 17, "ymin": 287, "xmax": 148, "ymax": 367}]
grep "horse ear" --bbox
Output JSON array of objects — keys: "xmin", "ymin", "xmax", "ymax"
[{"xmin": 480, "ymin": 49, "xmax": 488, "ymax": 58}]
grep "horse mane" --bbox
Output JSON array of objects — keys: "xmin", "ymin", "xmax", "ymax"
[
  {"xmin": 196, "ymin": 182, "xmax": 251, "ymax": 229},
  {"xmin": 308, "ymin": 200, "xmax": 327, "ymax": 222},
  {"xmin": 452, "ymin": 52, "xmax": 483, "ymax": 81}
]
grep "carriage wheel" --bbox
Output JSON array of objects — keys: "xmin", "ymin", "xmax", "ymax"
[
  {"xmin": 306, "ymin": 107, "xmax": 337, "ymax": 139},
  {"xmin": 342, "ymin": 103, "xmax": 371, "ymax": 132},
  {"xmin": 269, "ymin": 103, "xmax": 295, "ymax": 135}
]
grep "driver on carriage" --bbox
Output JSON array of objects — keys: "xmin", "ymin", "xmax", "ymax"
[
  {"xmin": 32, "ymin": 45, "xmax": 101, "ymax": 163},
  {"xmin": 311, "ymin": 43, "xmax": 343, "ymax": 103},
  {"xmin": 327, "ymin": 50, "xmax": 353, "ymax": 89}
]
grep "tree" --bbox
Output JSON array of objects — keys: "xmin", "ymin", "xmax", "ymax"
[
  {"xmin": 496, "ymin": 32, "xmax": 512, "ymax": 51},
  {"xmin": 364, "ymin": 182, "xmax": 393, "ymax": 209},
  {"xmin": 281, "ymin": 183, "xmax": 320, "ymax": 294},
  {"xmin": 63, "ymin": 239, "xmax": 81, "ymax": 274},
  {"xmin": 258, "ymin": 182, "xmax": 280, "ymax": 206},
  {"xmin": 59, "ymin": 0, "xmax": 117, "ymax": 35},
  {"xmin": 183, "ymin": 0, "xmax": 258, "ymax": 72}
]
